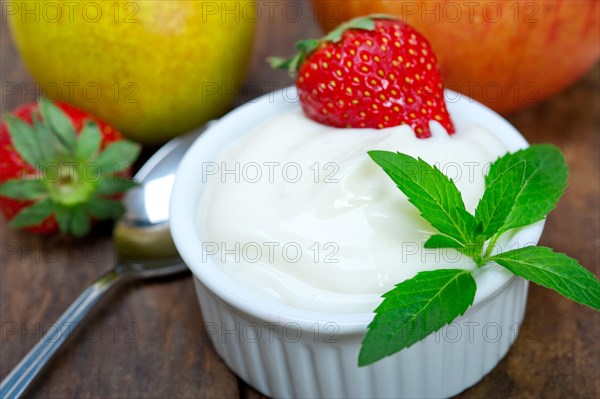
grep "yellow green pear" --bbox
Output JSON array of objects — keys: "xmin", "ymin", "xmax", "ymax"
[{"xmin": 8, "ymin": 0, "xmax": 256, "ymax": 144}]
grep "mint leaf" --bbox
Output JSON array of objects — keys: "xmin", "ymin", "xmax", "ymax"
[
  {"xmin": 95, "ymin": 141, "xmax": 141, "ymax": 175},
  {"xmin": 424, "ymin": 233, "xmax": 484, "ymax": 263},
  {"xmin": 368, "ymin": 150, "xmax": 475, "ymax": 245},
  {"xmin": 486, "ymin": 145, "xmax": 567, "ymax": 234},
  {"xmin": 359, "ymin": 269, "xmax": 476, "ymax": 366},
  {"xmin": 490, "ymin": 246, "xmax": 600, "ymax": 311},
  {"xmin": 38, "ymin": 98, "xmax": 77, "ymax": 151},
  {"xmin": 97, "ymin": 176, "xmax": 137, "ymax": 195},
  {"xmin": 75, "ymin": 121, "xmax": 102, "ymax": 160},
  {"xmin": 424, "ymin": 234, "xmax": 463, "ymax": 249},
  {"xmin": 0, "ymin": 179, "xmax": 47, "ymax": 199},
  {"xmin": 475, "ymin": 161, "xmax": 526, "ymax": 239},
  {"xmin": 9, "ymin": 198, "xmax": 55, "ymax": 229},
  {"xmin": 360, "ymin": 146, "xmax": 595, "ymax": 367},
  {"xmin": 4, "ymin": 115, "xmax": 45, "ymax": 168}
]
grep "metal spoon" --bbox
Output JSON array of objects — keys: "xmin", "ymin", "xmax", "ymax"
[{"xmin": 0, "ymin": 128, "xmax": 204, "ymax": 399}]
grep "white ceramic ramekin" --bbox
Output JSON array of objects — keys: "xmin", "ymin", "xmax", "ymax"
[{"xmin": 170, "ymin": 88, "xmax": 544, "ymax": 399}]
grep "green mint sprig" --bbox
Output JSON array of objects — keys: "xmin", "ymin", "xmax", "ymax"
[{"xmin": 359, "ymin": 144, "xmax": 600, "ymax": 367}]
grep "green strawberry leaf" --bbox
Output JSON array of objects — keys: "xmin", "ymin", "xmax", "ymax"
[
  {"xmin": 95, "ymin": 141, "xmax": 141, "ymax": 175},
  {"xmin": 70, "ymin": 206, "xmax": 91, "ymax": 237},
  {"xmin": 0, "ymin": 178, "xmax": 47, "ymax": 200},
  {"xmin": 4, "ymin": 115, "xmax": 45, "ymax": 168},
  {"xmin": 475, "ymin": 161, "xmax": 526, "ymax": 239},
  {"xmin": 296, "ymin": 38, "xmax": 320, "ymax": 53},
  {"xmin": 31, "ymin": 113, "xmax": 62, "ymax": 164},
  {"xmin": 55, "ymin": 205, "xmax": 72, "ymax": 234},
  {"xmin": 269, "ymin": 15, "xmax": 396, "ymax": 75},
  {"xmin": 269, "ymin": 38, "xmax": 321, "ymax": 76},
  {"xmin": 490, "ymin": 246, "xmax": 600, "ymax": 311},
  {"xmin": 486, "ymin": 145, "xmax": 568, "ymax": 235},
  {"xmin": 267, "ymin": 56, "xmax": 294, "ymax": 71},
  {"xmin": 3, "ymin": 98, "xmax": 139, "ymax": 237},
  {"xmin": 97, "ymin": 176, "xmax": 138, "ymax": 195},
  {"xmin": 368, "ymin": 150, "xmax": 475, "ymax": 245},
  {"xmin": 323, "ymin": 16, "xmax": 376, "ymax": 43},
  {"xmin": 75, "ymin": 121, "xmax": 102, "ymax": 160},
  {"xmin": 38, "ymin": 97, "xmax": 77, "ymax": 152},
  {"xmin": 85, "ymin": 196, "xmax": 125, "ymax": 220},
  {"xmin": 9, "ymin": 198, "xmax": 56, "ymax": 229},
  {"xmin": 359, "ymin": 269, "xmax": 476, "ymax": 366}
]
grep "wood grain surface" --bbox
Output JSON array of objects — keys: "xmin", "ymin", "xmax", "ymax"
[{"xmin": 1, "ymin": 2, "xmax": 599, "ymax": 398}]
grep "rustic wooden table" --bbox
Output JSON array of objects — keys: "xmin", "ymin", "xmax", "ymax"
[{"xmin": 1, "ymin": 3, "xmax": 599, "ymax": 398}]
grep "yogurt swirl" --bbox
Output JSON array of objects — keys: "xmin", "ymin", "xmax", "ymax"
[{"xmin": 198, "ymin": 109, "xmax": 507, "ymax": 312}]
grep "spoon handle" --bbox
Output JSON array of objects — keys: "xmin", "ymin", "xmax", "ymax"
[{"xmin": 0, "ymin": 270, "xmax": 123, "ymax": 399}]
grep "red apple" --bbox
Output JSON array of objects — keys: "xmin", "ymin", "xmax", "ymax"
[{"xmin": 312, "ymin": 0, "xmax": 600, "ymax": 114}]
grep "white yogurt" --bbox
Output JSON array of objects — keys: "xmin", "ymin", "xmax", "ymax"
[{"xmin": 197, "ymin": 109, "xmax": 507, "ymax": 312}]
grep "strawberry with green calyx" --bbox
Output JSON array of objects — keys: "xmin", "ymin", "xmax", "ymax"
[
  {"xmin": 270, "ymin": 15, "xmax": 455, "ymax": 138},
  {"xmin": 0, "ymin": 98, "xmax": 141, "ymax": 237}
]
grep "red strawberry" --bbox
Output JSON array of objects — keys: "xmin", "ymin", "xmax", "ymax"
[
  {"xmin": 270, "ymin": 15, "xmax": 455, "ymax": 138},
  {"xmin": 0, "ymin": 99, "xmax": 140, "ymax": 236}
]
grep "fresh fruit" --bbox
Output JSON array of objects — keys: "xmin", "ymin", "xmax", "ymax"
[
  {"xmin": 270, "ymin": 16, "xmax": 454, "ymax": 138},
  {"xmin": 0, "ymin": 99, "xmax": 140, "ymax": 236},
  {"xmin": 313, "ymin": 0, "xmax": 600, "ymax": 114},
  {"xmin": 7, "ymin": 0, "xmax": 256, "ymax": 144}
]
